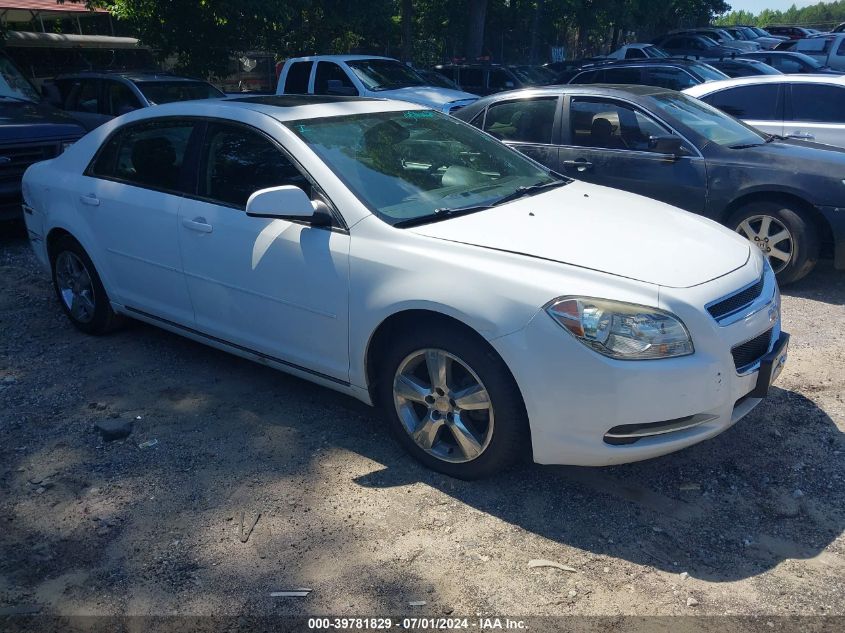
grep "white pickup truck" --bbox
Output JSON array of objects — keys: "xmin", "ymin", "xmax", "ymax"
[
  {"xmin": 794, "ymin": 34, "xmax": 845, "ymax": 71},
  {"xmin": 276, "ymin": 55, "xmax": 478, "ymax": 114}
]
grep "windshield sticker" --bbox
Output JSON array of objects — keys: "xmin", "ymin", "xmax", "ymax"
[{"xmin": 403, "ymin": 111, "xmax": 435, "ymax": 120}]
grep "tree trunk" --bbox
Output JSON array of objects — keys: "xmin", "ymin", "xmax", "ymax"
[
  {"xmin": 401, "ymin": 0, "xmax": 414, "ymax": 62},
  {"xmin": 466, "ymin": 0, "xmax": 488, "ymax": 60},
  {"xmin": 529, "ymin": 0, "xmax": 545, "ymax": 63}
]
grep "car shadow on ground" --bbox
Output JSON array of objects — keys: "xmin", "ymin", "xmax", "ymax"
[{"xmin": 781, "ymin": 261, "xmax": 843, "ymax": 306}]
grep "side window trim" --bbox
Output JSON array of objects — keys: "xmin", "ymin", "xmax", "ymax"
[{"xmin": 84, "ymin": 116, "xmax": 201, "ymax": 196}]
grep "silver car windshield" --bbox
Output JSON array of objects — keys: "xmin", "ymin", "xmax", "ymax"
[{"xmin": 287, "ymin": 110, "xmax": 560, "ymax": 225}]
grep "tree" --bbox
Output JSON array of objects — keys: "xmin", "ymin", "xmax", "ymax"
[{"xmin": 465, "ymin": 0, "xmax": 487, "ymax": 59}]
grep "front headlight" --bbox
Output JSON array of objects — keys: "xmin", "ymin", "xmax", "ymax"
[{"xmin": 545, "ymin": 297, "xmax": 694, "ymax": 360}]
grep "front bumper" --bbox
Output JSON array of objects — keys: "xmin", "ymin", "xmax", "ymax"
[{"xmin": 492, "ymin": 264, "xmax": 785, "ymax": 466}]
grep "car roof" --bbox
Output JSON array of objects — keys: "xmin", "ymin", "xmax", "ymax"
[
  {"xmin": 460, "ymin": 84, "xmax": 671, "ymax": 107},
  {"xmin": 285, "ymin": 55, "xmax": 395, "ymax": 63},
  {"xmin": 683, "ymin": 73, "xmax": 845, "ymax": 96},
  {"xmin": 55, "ymin": 71, "xmax": 205, "ymax": 83},
  {"xmin": 576, "ymin": 58, "xmax": 714, "ymax": 70},
  {"xmin": 118, "ymin": 94, "xmax": 427, "ymax": 123}
]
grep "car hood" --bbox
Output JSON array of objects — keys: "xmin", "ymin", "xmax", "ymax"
[
  {"xmin": 376, "ymin": 85, "xmax": 478, "ymax": 107},
  {"xmin": 0, "ymin": 101, "xmax": 85, "ymax": 142},
  {"xmin": 407, "ymin": 180, "xmax": 750, "ymax": 288}
]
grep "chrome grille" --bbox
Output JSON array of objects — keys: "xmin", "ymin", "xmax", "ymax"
[
  {"xmin": 707, "ymin": 275, "xmax": 765, "ymax": 321},
  {"xmin": 0, "ymin": 143, "xmax": 60, "ymax": 184},
  {"xmin": 732, "ymin": 328, "xmax": 772, "ymax": 372}
]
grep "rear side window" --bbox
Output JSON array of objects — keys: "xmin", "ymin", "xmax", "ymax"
[
  {"xmin": 570, "ymin": 70, "xmax": 601, "ymax": 84},
  {"xmin": 284, "ymin": 61, "xmax": 313, "ymax": 93},
  {"xmin": 790, "ymin": 84, "xmax": 845, "ymax": 123},
  {"xmin": 602, "ymin": 67, "xmax": 643, "ymax": 84},
  {"xmin": 488, "ymin": 69, "xmax": 515, "ymax": 91},
  {"xmin": 89, "ymin": 119, "xmax": 195, "ymax": 193},
  {"xmin": 459, "ymin": 68, "xmax": 484, "ymax": 92},
  {"xmin": 483, "ymin": 98, "xmax": 557, "ymax": 144},
  {"xmin": 65, "ymin": 79, "xmax": 100, "ymax": 113},
  {"xmin": 625, "ymin": 49, "xmax": 646, "ymax": 59},
  {"xmin": 701, "ymin": 85, "xmax": 780, "ymax": 120}
]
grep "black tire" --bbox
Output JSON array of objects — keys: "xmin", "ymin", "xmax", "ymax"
[
  {"xmin": 50, "ymin": 235, "xmax": 122, "ymax": 335},
  {"xmin": 376, "ymin": 324, "xmax": 529, "ymax": 479},
  {"xmin": 728, "ymin": 200, "xmax": 819, "ymax": 285}
]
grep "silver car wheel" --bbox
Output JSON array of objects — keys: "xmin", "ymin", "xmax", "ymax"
[
  {"xmin": 55, "ymin": 251, "xmax": 96, "ymax": 324},
  {"xmin": 736, "ymin": 214, "xmax": 794, "ymax": 274},
  {"xmin": 393, "ymin": 348, "xmax": 494, "ymax": 463}
]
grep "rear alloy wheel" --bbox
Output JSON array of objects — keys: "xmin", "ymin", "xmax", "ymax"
[
  {"xmin": 378, "ymin": 326, "xmax": 528, "ymax": 479},
  {"xmin": 51, "ymin": 235, "xmax": 122, "ymax": 335},
  {"xmin": 729, "ymin": 201, "xmax": 819, "ymax": 285}
]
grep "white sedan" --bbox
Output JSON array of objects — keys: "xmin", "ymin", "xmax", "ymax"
[{"xmin": 22, "ymin": 95, "xmax": 789, "ymax": 479}]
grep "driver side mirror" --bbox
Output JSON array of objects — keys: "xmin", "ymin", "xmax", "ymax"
[
  {"xmin": 245, "ymin": 186, "xmax": 333, "ymax": 227},
  {"xmin": 648, "ymin": 135, "xmax": 690, "ymax": 159}
]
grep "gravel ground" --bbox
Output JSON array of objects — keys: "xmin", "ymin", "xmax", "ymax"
[{"xmin": 0, "ymin": 221, "xmax": 843, "ymax": 624}]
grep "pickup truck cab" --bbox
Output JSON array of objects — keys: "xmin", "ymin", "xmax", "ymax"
[
  {"xmin": 1, "ymin": 51, "xmax": 85, "ymax": 221},
  {"xmin": 276, "ymin": 55, "xmax": 478, "ymax": 114},
  {"xmin": 794, "ymin": 34, "xmax": 845, "ymax": 71}
]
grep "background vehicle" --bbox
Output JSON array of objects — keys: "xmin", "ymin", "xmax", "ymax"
[
  {"xmin": 741, "ymin": 51, "xmax": 842, "ymax": 74},
  {"xmin": 793, "ymin": 34, "xmax": 845, "ymax": 71},
  {"xmin": 765, "ymin": 26, "xmax": 817, "ymax": 40},
  {"xmin": 722, "ymin": 26, "xmax": 784, "ymax": 50},
  {"xmin": 3, "ymin": 31, "xmax": 156, "ymax": 89},
  {"xmin": 276, "ymin": 55, "xmax": 477, "ymax": 114},
  {"xmin": 215, "ymin": 51, "xmax": 277, "ymax": 93},
  {"xmin": 0, "ymin": 51, "xmax": 84, "ymax": 221},
  {"xmin": 685, "ymin": 75, "xmax": 845, "ymax": 149},
  {"xmin": 707, "ymin": 58, "xmax": 782, "ymax": 78},
  {"xmin": 605, "ymin": 44, "xmax": 671, "ymax": 60},
  {"xmin": 415, "ymin": 68, "xmax": 461, "ymax": 90},
  {"xmin": 675, "ymin": 28, "xmax": 761, "ymax": 52},
  {"xmin": 651, "ymin": 33, "xmax": 743, "ymax": 58},
  {"xmin": 568, "ymin": 59, "xmax": 728, "ymax": 91},
  {"xmin": 455, "ymin": 85, "xmax": 845, "ymax": 283},
  {"xmin": 433, "ymin": 63, "xmax": 555, "ymax": 95},
  {"xmin": 21, "ymin": 95, "xmax": 787, "ymax": 478},
  {"xmin": 44, "ymin": 71, "xmax": 225, "ymax": 131}
]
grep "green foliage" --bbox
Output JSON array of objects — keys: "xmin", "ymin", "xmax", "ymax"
[
  {"xmin": 716, "ymin": 1, "xmax": 845, "ymax": 28},
  {"xmin": 63, "ymin": 0, "xmax": 734, "ymax": 75}
]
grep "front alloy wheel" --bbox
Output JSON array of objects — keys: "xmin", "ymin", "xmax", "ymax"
[
  {"xmin": 393, "ymin": 348, "xmax": 495, "ymax": 463},
  {"xmin": 55, "ymin": 251, "xmax": 97, "ymax": 324},
  {"xmin": 736, "ymin": 214, "xmax": 793, "ymax": 274}
]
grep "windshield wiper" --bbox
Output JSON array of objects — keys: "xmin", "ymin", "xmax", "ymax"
[
  {"xmin": 491, "ymin": 179, "xmax": 568, "ymax": 205},
  {"xmin": 393, "ymin": 204, "xmax": 493, "ymax": 228}
]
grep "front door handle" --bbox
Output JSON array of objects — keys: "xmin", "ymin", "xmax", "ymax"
[
  {"xmin": 785, "ymin": 132, "xmax": 815, "ymax": 140},
  {"xmin": 79, "ymin": 194, "xmax": 100, "ymax": 206},
  {"xmin": 182, "ymin": 217, "xmax": 213, "ymax": 233},
  {"xmin": 562, "ymin": 159, "xmax": 594, "ymax": 172}
]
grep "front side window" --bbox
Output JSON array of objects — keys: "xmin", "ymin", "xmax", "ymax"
[
  {"xmin": 790, "ymin": 84, "xmax": 845, "ymax": 123},
  {"xmin": 136, "ymin": 81, "xmax": 224, "ymax": 104},
  {"xmin": 345, "ymin": 59, "xmax": 426, "ymax": 91},
  {"xmin": 458, "ymin": 68, "xmax": 484, "ymax": 91},
  {"xmin": 488, "ymin": 69, "xmax": 515, "ymax": 91},
  {"xmin": 287, "ymin": 110, "xmax": 559, "ymax": 225},
  {"xmin": 483, "ymin": 98, "xmax": 557, "ymax": 144},
  {"xmin": 569, "ymin": 98, "xmax": 669, "ymax": 151},
  {"xmin": 89, "ymin": 119, "xmax": 194, "ymax": 192},
  {"xmin": 701, "ymin": 84, "xmax": 779, "ymax": 120},
  {"xmin": 314, "ymin": 62, "xmax": 358, "ymax": 95},
  {"xmin": 645, "ymin": 68, "xmax": 697, "ymax": 91},
  {"xmin": 67, "ymin": 79, "xmax": 100, "ymax": 113},
  {"xmin": 284, "ymin": 61, "xmax": 313, "ymax": 93},
  {"xmin": 626, "ymin": 48, "xmax": 646, "ymax": 59},
  {"xmin": 107, "ymin": 81, "xmax": 142, "ymax": 116},
  {"xmin": 199, "ymin": 122, "xmax": 310, "ymax": 208}
]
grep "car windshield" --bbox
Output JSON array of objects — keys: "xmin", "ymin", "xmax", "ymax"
[
  {"xmin": 699, "ymin": 36, "xmax": 721, "ymax": 48},
  {"xmin": 689, "ymin": 63, "xmax": 730, "ymax": 81},
  {"xmin": 136, "ymin": 80, "xmax": 225, "ymax": 104},
  {"xmin": 287, "ymin": 110, "xmax": 561, "ymax": 225},
  {"xmin": 0, "ymin": 54, "xmax": 40, "ymax": 103},
  {"xmin": 787, "ymin": 52, "xmax": 825, "ymax": 68},
  {"xmin": 650, "ymin": 92, "xmax": 764, "ymax": 147},
  {"xmin": 346, "ymin": 59, "xmax": 427, "ymax": 91}
]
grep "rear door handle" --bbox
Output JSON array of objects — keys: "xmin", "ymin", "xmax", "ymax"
[
  {"xmin": 182, "ymin": 217, "xmax": 213, "ymax": 233},
  {"xmin": 79, "ymin": 193, "xmax": 100, "ymax": 206},
  {"xmin": 785, "ymin": 132, "xmax": 815, "ymax": 140},
  {"xmin": 562, "ymin": 159, "xmax": 594, "ymax": 172}
]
